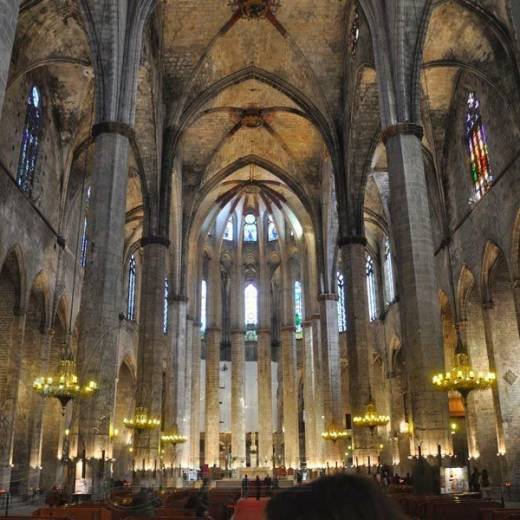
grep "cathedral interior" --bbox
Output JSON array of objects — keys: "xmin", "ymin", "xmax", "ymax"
[{"xmin": 1, "ymin": 0, "xmax": 520, "ymax": 515}]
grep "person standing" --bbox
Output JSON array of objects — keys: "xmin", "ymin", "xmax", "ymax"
[{"xmin": 241, "ymin": 475, "xmax": 249, "ymax": 498}]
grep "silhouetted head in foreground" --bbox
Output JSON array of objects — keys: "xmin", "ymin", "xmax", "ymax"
[{"xmin": 265, "ymin": 474, "xmax": 407, "ymax": 520}]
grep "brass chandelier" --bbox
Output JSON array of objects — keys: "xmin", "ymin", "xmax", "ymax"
[
  {"xmin": 432, "ymin": 351, "xmax": 496, "ymax": 401},
  {"xmin": 123, "ymin": 407, "xmax": 161, "ymax": 431},
  {"xmin": 353, "ymin": 403, "xmax": 390, "ymax": 431},
  {"xmin": 161, "ymin": 429, "xmax": 188, "ymax": 446},
  {"xmin": 33, "ymin": 355, "xmax": 98, "ymax": 409},
  {"xmin": 321, "ymin": 423, "xmax": 349, "ymax": 444}
]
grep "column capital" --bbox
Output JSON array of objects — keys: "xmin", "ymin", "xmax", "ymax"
[
  {"xmin": 168, "ymin": 293, "xmax": 188, "ymax": 303},
  {"xmin": 302, "ymin": 320, "xmax": 313, "ymax": 327},
  {"xmin": 231, "ymin": 328, "xmax": 246, "ymax": 335},
  {"xmin": 257, "ymin": 328, "xmax": 272, "ymax": 334},
  {"xmin": 311, "ymin": 313, "xmax": 321, "ymax": 321},
  {"xmin": 318, "ymin": 293, "xmax": 339, "ymax": 302},
  {"xmin": 337, "ymin": 235, "xmax": 367, "ymax": 247},
  {"xmin": 192, "ymin": 321, "xmax": 202, "ymax": 328},
  {"xmin": 381, "ymin": 122, "xmax": 424, "ymax": 144},
  {"xmin": 186, "ymin": 314, "xmax": 195, "ymax": 322},
  {"xmin": 91, "ymin": 121, "xmax": 135, "ymax": 141},
  {"xmin": 141, "ymin": 235, "xmax": 170, "ymax": 248},
  {"xmin": 281, "ymin": 325, "xmax": 296, "ymax": 332},
  {"xmin": 206, "ymin": 326, "xmax": 221, "ymax": 333}
]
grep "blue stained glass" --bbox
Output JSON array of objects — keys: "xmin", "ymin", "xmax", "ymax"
[
  {"xmin": 163, "ymin": 278, "xmax": 169, "ymax": 335},
  {"xmin": 244, "ymin": 213, "xmax": 258, "ymax": 242},
  {"xmin": 337, "ymin": 272, "xmax": 347, "ymax": 332},
  {"xmin": 224, "ymin": 218, "xmax": 234, "ymax": 240},
  {"xmin": 201, "ymin": 280, "xmax": 207, "ymax": 335},
  {"xmin": 16, "ymin": 85, "xmax": 42, "ymax": 194},
  {"xmin": 245, "ymin": 283, "xmax": 258, "ymax": 341},
  {"xmin": 366, "ymin": 254, "xmax": 378, "ymax": 321},
  {"xmin": 127, "ymin": 255, "xmax": 137, "ymax": 320},
  {"xmin": 268, "ymin": 216, "xmax": 278, "ymax": 241}
]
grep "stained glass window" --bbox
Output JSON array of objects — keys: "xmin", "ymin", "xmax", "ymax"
[
  {"xmin": 337, "ymin": 271, "xmax": 347, "ymax": 332},
  {"xmin": 17, "ymin": 85, "xmax": 43, "ymax": 194},
  {"xmin": 163, "ymin": 278, "xmax": 169, "ymax": 335},
  {"xmin": 366, "ymin": 254, "xmax": 378, "ymax": 321},
  {"xmin": 201, "ymin": 280, "xmax": 207, "ymax": 335},
  {"xmin": 80, "ymin": 186, "xmax": 91, "ymax": 268},
  {"xmin": 294, "ymin": 281, "xmax": 303, "ymax": 339},
  {"xmin": 466, "ymin": 92, "xmax": 492, "ymax": 200},
  {"xmin": 224, "ymin": 218, "xmax": 233, "ymax": 241},
  {"xmin": 127, "ymin": 255, "xmax": 137, "ymax": 321},
  {"xmin": 350, "ymin": 7, "xmax": 360, "ymax": 56},
  {"xmin": 244, "ymin": 213, "xmax": 258, "ymax": 242},
  {"xmin": 268, "ymin": 216, "xmax": 278, "ymax": 241},
  {"xmin": 383, "ymin": 238, "xmax": 395, "ymax": 306},
  {"xmin": 245, "ymin": 283, "xmax": 258, "ymax": 341}
]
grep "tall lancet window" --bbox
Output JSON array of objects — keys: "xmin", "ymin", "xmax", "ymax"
[
  {"xmin": 466, "ymin": 91, "xmax": 492, "ymax": 200},
  {"xmin": 244, "ymin": 283, "xmax": 258, "ymax": 341},
  {"xmin": 17, "ymin": 85, "xmax": 43, "ymax": 194},
  {"xmin": 366, "ymin": 254, "xmax": 378, "ymax": 322},
  {"xmin": 163, "ymin": 278, "xmax": 169, "ymax": 335},
  {"xmin": 200, "ymin": 280, "xmax": 207, "ymax": 335},
  {"xmin": 383, "ymin": 238, "xmax": 395, "ymax": 305},
  {"xmin": 80, "ymin": 186, "xmax": 92, "ymax": 268},
  {"xmin": 337, "ymin": 271, "xmax": 347, "ymax": 332},
  {"xmin": 243, "ymin": 213, "xmax": 258, "ymax": 242},
  {"xmin": 294, "ymin": 281, "xmax": 303, "ymax": 339},
  {"xmin": 223, "ymin": 218, "xmax": 233, "ymax": 241},
  {"xmin": 267, "ymin": 216, "xmax": 278, "ymax": 241},
  {"xmin": 127, "ymin": 254, "xmax": 137, "ymax": 321}
]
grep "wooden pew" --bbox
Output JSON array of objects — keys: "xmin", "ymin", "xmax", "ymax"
[
  {"xmin": 480, "ymin": 510, "xmax": 520, "ymax": 520},
  {"xmin": 426, "ymin": 500, "xmax": 502, "ymax": 520},
  {"xmin": 34, "ymin": 506, "xmax": 112, "ymax": 520}
]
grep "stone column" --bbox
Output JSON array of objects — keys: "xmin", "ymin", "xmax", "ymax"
[
  {"xmin": 319, "ymin": 294, "xmax": 343, "ymax": 465},
  {"xmin": 76, "ymin": 128, "xmax": 132, "ymax": 493},
  {"xmin": 340, "ymin": 239, "xmax": 377, "ymax": 466},
  {"xmin": 189, "ymin": 322, "xmax": 201, "ymax": 468},
  {"xmin": 0, "ymin": 0, "xmax": 20, "ymax": 115},
  {"xmin": 230, "ymin": 329, "xmax": 246, "ymax": 466},
  {"xmin": 280, "ymin": 325, "xmax": 299, "ymax": 469},
  {"xmin": 205, "ymin": 326, "xmax": 221, "ymax": 467},
  {"xmin": 311, "ymin": 315, "xmax": 324, "ymax": 466},
  {"xmin": 133, "ymin": 239, "xmax": 168, "ymax": 475},
  {"xmin": 302, "ymin": 321, "xmax": 316, "ymax": 467},
  {"xmin": 164, "ymin": 294, "xmax": 186, "ymax": 469},
  {"xmin": 179, "ymin": 317, "xmax": 193, "ymax": 468},
  {"xmin": 0, "ymin": 310, "xmax": 26, "ymax": 491},
  {"xmin": 383, "ymin": 124, "xmax": 449, "ymax": 456},
  {"xmin": 257, "ymin": 259, "xmax": 272, "ymax": 468}
]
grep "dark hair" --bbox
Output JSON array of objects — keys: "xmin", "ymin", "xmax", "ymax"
[{"xmin": 265, "ymin": 474, "xmax": 406, "ymax": 520}]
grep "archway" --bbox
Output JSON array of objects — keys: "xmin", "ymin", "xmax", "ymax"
[
  {"xmin": 113, "ymin": 361, "xmax": 136, "ymax": 480},
  {"xmin": 11, "ymin": 273, "xmax": 47, "ymax": 496},
  {"xmin": 486, "ymin": 249, "xmax": 520, "ymax": 479},
  {"xmin": 0, "ymin": 250, "xmax": 23, "ymax": 491}
]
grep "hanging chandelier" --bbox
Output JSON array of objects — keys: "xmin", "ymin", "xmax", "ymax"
[
  {"xmin": 321, "ymin": 422, "xmax": 349, "ymax": 443},
  {"xmin": 353, "ymin": 403, "xmax": 390, "ymax": 431},
  {"xmin": 123, "ymin": 407, "xmax": 161, "ymax": 431},
  {"xmin": 161, "ymin": 430, "xmax": 188, "ymax": 446},
  {"xmin": 432, "ymin": 352, "xmax": 496, "ymax": 401},
  {"xmin": 33, "ymin": 355, "xmax": 98, "ymax": 409},
  {"xmin": 228, "ymin": 0, "xmax": 281, "ymax": 19}
]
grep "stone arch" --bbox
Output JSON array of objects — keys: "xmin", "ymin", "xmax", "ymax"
[
  {"xmin": 113, "ymin": 359, "xmax": 136, "ymax": 480},
  {"xmin": 10, "ymin": 270, "xmax": 48, "ymax": 495},
  {"xmin": 457, "ymin": 265, "xmax": 501, "ymax": 481},
  {"xmin": 482, "ymin": 241, "xmax": 520, "ymax": 480}
]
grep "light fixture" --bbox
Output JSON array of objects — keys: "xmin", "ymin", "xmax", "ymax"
[
  {"xmin": 161, "ymin": 430, "xmax": 188, "ymax": 446},
  {"xmin": 432, "ymin": 352, "xmax": 496, "ymax": 401},
  {"xmin": 321, "ymin": 422, "xmax": 349, "ymax": 443},
  {"xmin": 33, "ymin": 355, "xmax": 97, "ymax": 410},
  {"xmin": 123, "ymin": 407, "xmax": 161, "ymax": 430},
  {"xmin": 353, "ymin": 403, "xmax": 390, "ymax": 431},
  {"xmin": 33, "ymin": 147, "xmax": 98, "ymax": 410}
]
